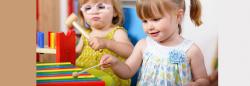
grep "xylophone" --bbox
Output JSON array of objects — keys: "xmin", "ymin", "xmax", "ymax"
[{"xmin": 36, "ymin": 62, "xmax": 105, "ymax": 86}]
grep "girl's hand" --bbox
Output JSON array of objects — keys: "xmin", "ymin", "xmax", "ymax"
[
  {"xmin": 89, "ymin": 37, "xmax": 107, "ymax": 50},
  {"xmin": 100, "ymin": 54, "xmax": 118, "ymax": 69}
]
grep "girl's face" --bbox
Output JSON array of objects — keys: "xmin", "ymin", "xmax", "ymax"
[
  {"xmin": 81, "ymin": 1, "xmax": 115, "ymax": 29},
  {"xmin": 142, "ymin": 12, "xmax": 179, "ymax": 43}
]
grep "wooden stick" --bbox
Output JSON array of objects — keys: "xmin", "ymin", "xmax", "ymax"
[
  {"xmin": 72, "ymin": 64, "xmax": 101, "ymax": 78},
  {"xmin": 73, "ymin": 57, "xmax": 112, "ymax": 78},
  {"xmin": 65, "ymin": 13, "xmax": 90, "ymax": 40},
  {"xmin": 80, "ymin": 64, "xmax": 101, "ymax": 74},
  {"xmin": 72, "ymin": 21, "xmax": 90, "ymax": 39}
]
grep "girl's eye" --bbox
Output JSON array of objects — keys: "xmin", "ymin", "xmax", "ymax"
[
  {"xmin": 96, "ymin": 3, "xmax": 106, "ymax": 10},
  {"xmin": 84, "ymin": 6, "xmax": 91, "ymax": 11},
  {"xmin": 153, "ymin": 18, "xmax": 161, "ymax": 21},
  {"xmin": 142, "ymin": 20, "xmax": 147, "ymax": 23},
  {"xmin": 97, "ymin": 5, "xmax": 106, "ymax": 9}
]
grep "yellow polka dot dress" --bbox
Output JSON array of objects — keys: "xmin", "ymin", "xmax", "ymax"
[{"xmin": 76, "ymin": 26, "xmax": 130, "ymax": 86}]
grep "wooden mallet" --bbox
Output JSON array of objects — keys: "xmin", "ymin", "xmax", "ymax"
[
  {"xmin": 72, "ymin": 57, "xmax": 112, "ymax": 78},
  {"xmin": 65, "ymin": 13, "xmax": 90, "ymax": 40}
]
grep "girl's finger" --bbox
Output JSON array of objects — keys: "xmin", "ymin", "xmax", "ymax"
[
  {"xmin": 102, "ymin": 64, "xmax": 111, "ymax": 68},
  {"xmin": 93, "ymin": 44, "xmax": 99, "ymax": 50},
  {"xmin": 89, "ymin": 40, "xmax": 94, "ymax": 46},
  {"xmin": 100, "ymin": 55, "xmax": 109, "ymax": 64}
]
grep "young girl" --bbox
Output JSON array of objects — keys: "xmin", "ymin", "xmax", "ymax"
[
  {"xmin": 100, "ymin": 0, "xmax": 210, "ymax": 85},
  {"xmin": 75, "ymin": 0, "xmax": 133, "ymax": 86}
]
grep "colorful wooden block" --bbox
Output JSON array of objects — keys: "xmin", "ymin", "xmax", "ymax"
[
  {"xmin": 56, "ymin": 29, "xmax": 76, "ymax": 64},
  {"xmin": 36, "ymin": 62, "xmax": 105, "ymax": 86},
  {"xmin": 37, "ymin": 32, "xmax": 44, "ymax": 48},
  {"xmin": 50, "ymin": 32, "xmax": 56, "ymax": 48},
  {"xmin": 48, "ymin": 32, "xmax": 51, "ymax": 48}
]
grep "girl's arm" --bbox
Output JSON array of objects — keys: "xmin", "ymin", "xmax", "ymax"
[
  {"xmin": 106, "ymin": 29, "xmax": 133, "ymax": 58},
  {"xmin": 101, "ymin": 39, "xmax": 146, "ymax": 79},
  {"xmin": 89, "ymin": 29, "xmax": 133, "ymax": 58},
  {"xmin": 76, "ymin": 35, "xmax": 84, "ymax": 54},
  {"xmin": 187, "ymin": 44, "xmax": 210, "ymax": 86}
]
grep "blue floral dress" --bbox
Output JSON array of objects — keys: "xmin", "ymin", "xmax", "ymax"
[{"xmin": 137, "ymin": 37, "xmax": 193, "ymax": 86}]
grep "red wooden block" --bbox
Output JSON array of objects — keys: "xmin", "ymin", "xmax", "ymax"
[
  {"xmin": 48, "ymin": 32, "xmax": 51, "ymax": 48},
  {"xmin": 36, "ymin": 31, "xmax": 40, "ymax": 62},
  {"xmin": 36, "ymin": 53, "xmax": 40, "ymax": 62},
  {"xmin": 56, "ymin": 30, "xmax": 76, "ymax": 64},
  {"xmin": 37, "ymin": 81, "xmax": 105, "ymax": 86}
]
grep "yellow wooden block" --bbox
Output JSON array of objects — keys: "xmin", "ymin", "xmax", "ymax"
[
  {"xmin": 36, "ymin": 62, "xmax": 71, "ymax": 66},
  {"xmin": 37, "ymin": 75, "xmax": 95, "ymax": 80},
  {"xmin": 37, "ymin": 68, "xmax": 82, "ymax": 73},
  {"xmin": 50, "ymin": 33, "xmax": 55, "ymax": 48}
]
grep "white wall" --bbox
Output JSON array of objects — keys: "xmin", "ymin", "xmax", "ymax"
[
  {"xmin": 182, "ymin": 0, "xmax": 218, "ymax": 74},
  {"xmin": 217, "ymin": 0, "xmax": 250, "ymax": 85},
  {"xmin": 60, "ymin": 0, "xmax": 67, "ymax": 33}
]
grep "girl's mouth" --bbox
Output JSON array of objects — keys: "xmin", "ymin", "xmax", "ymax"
[
  {"xmin": 92, "ymin": 17, "xmax": 100, "ymax": 21},
  {"xmin": 149, "ymin": 31, "xmax": 160, "ymax": 37}
]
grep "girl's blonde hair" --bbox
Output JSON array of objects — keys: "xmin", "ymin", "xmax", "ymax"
[
  {"xmin": 78, "ymin": 0, "xmax": 124, "ymax": 29},
  {"xmin": 136, "ymin": 0, "xmax": 202, "ymax": 34}
]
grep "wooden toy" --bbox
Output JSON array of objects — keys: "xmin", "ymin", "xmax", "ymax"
[
  {"xmin": 65, "ymin": 13, "xmax": 90, "ymax": 39},
  {"xmin": 72, "ymin": 64, "xmax": 101, "ymax": 78},
  {"xmin": 37, "ymin": 30, "xmax": 76, "ymax": 64},
  {"xmin": 36, "ymin": 62, "xmax": 105, "ymax": 86},
  {"xmin": 48, "ymin": 32, "xmax": 51, "ymax": 48},
  {"xmin": 37, "ymin": 32, "xmax": 44, "ymax": 48},
  {"xmin": 50, "ymin": 32, "xmax": 56, "ymax": 48},
  {"xmin": 56, "ymin": 29, "xmax": 76, "ymax": 64},
  {"xmin": 72, "ymin": 57, "xmax": 112, "ymax": 78}
]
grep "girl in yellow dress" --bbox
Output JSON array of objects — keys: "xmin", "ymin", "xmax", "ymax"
[{"xmin": 75, "ymin": 0, "xmax": 133, "ymax": 86}]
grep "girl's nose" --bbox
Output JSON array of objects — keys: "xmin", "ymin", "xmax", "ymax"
[{"xmin": 146, "ymin": 22, "xmax": 154, "ymax": 31}]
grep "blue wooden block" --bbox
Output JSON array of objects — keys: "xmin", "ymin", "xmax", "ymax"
[{"xmin": 37, "ymin": 32, "xmax": 44, "ymax": 48}]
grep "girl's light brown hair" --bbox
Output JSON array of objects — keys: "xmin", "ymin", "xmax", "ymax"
[
  {"xmin": 78, "ymin": 0, "xmax": 124, "ymax": 29},
  {"xmin": 136, "ymin": 0, "xmax": 202, "ymax": 34}
]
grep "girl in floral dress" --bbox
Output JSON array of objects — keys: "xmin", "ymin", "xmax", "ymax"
[{"xmin": 100, "ymin": 0, "xmax": 209, "ymax": 85}]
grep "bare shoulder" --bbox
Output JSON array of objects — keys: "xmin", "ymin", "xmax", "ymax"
[
  {"xmin": 187, "ymin": 43, "xmax": 209, "ymax": 84},
  {"xmin": 136, "ymin": 39, "xmax": 147, "ymax": 47},
  {"xmin": 113, "ymin": 29, "xmax": 128, "ymax": 38},
  {"xmin": 186, "ymin": 43, "xmax": 204, "ymax": 60},
  {"xmin": 126, "ymin": 39, "xmax": 146, "ymax": 64},
  {"xmin": 113, "ymin": 28, "xmax": 130, "ymax": 42}
]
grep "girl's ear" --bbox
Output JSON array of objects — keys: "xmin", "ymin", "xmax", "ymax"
[{"xmin": 176, "ymin": 9, "xmax": 184, "ymax": 24}]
